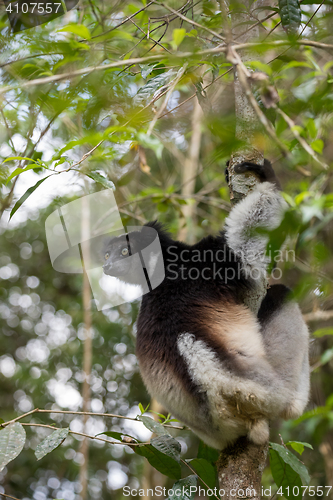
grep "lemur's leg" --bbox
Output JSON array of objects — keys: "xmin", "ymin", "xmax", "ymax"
[
  {"xmin": 280, "ymin": 349, "xmax": 310, "ymax": 419},
  {"xmin": 258, "ymin": 284, "xmax": 310, "ymax": 419},
  {"xmin": 224, "ymin": 161, "xmax": 287, "ymax": 279}
]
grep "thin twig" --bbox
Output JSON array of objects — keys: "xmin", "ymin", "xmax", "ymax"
[
  {"xmin": 299, "ymin": 0, "xmax": 325, "ymax": 37},
  {"xmin": 151, "ymin": 0, "xmax": 226, "ymax": 42},
  {"xmin": 20, "ymin": 422, "xmax": 143, "ymax": 446},
  {"xmin": 0, "ymin": 175, "xmax": 20, "ymax": 219},
  {"xmin": 0, "ymin": 494, "xmax": 22, "ymax": 500},
  {"xmin": 0, "ymin": 408, "xmax": 185, "ymax": 430},
  {"xmin": 89, "ymin": 1, "xmax": 155, "ymax": 41},
  {"xmin": 235, "ymin": 11, "xmax": 278, "ymax": 40},
  {"xmin": 147, "ymin": 64, "xmax": 187, "ymax": 136},
  {"xmin": 0, "ymin": 408, "xmax": 39, "ymax": 428},
  {"xmin": 61, "ymin": 140, "xmax": 104, "ymax": 171},
  {"xmin": 0, "ymin": 52, "xmax": 60, "ymax": 68},
  {"xmin": 153, "ymin": 66, "xmax": 233, "ymax": 121},
  {"xmin": 274, "ymin": 107, "xmax": 329, "ymax": 170},
  {"xmin": 127, "ymin": 15, "xmax": 171, "ymax": 53},
  {"xmin": 303, "ymin": 309, "xmax": 333, "ymax": 322},
  {"xmin": 0, "ymin": 107, "xmax": 17, "ymax": 153}
]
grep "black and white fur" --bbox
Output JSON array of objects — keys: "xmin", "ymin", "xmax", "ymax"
[{"xmin": 103, "ymin": 160, "xmax": 310, "ymax": 450}]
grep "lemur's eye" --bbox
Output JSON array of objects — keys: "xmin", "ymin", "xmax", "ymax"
[
  {"xmin": 121, "ymin": 248, "xmax": 129, "ymax": 256},
  {"xmin": 104, "ymin": 252, "xmax": 109, "ymax": 260}
]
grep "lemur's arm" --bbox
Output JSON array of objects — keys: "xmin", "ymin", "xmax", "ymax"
[{"xmin": 224, "ymin": 160, "xmax": 287, "ymax": 279}]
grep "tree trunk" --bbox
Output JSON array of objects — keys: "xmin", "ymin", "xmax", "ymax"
[
  {"xmin": 218, "ymin": 438, "xmax": 269, "ymax": 500},
  {"xmin": 217, "ymin": 0, "xmax": 272, "ymax": 496}
]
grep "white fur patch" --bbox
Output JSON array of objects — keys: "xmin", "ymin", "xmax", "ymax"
[{"xmin": 224, "ymin": 182, "xmax": 287, "ymax": 278}]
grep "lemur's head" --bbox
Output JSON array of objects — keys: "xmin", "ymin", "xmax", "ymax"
[
  {"xmin": 102, "ymin": 225, "xmax": 160, "ymax": 282},
  {"xmin": 102, "ymin": 232, "xmax": 136, "ymax": 277}
]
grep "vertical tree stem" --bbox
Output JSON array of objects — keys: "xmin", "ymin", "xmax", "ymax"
[
  {"xmin": 178, "ymin": 97, "xmax": 203, "ymax": 244},
  {"xmin": 79, "ymin": 194, "xmax": 92, "ymax": 500}
]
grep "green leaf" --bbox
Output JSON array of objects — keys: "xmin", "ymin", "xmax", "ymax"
[
  {"xmin": 320, "ymin": 348, "xmax": 333, "ymax": 365},
  {"xmin": 10, "ymin": 176, "xmax": 52, "ymax": 220},
  {"xmin": 313, "ymin": 328, "xmax": 333, "ymax": 338},
  {"xmin": 151, "ymin": 435, "xmax": 181, "ymax": 463},
  {"xmin": 172, "ymin": 28, "xmax": 187, "ymax": 47},
  {"xmin": 286, "ymin": 441, "xmax": 313, "ymax": 455},
  {"xmin": 188, "ymin": 458, "xmax": 216, "ymax": 489},
  {"xmin": 134, "ymin": 443, "xmax": 181, "ymax": 479},
  {"xmin": 85, "ymin": 172, "xmax": 115, "ymax": 190},
  {"xmin": 96, "ymin": 431, "xmax": 137, "ymax": 442},
  {"xmin": 140, "ymin": 63, "xmax": 159, "ymax": 80},
  {"xmin": 186, "ymin": 29, "xmax": 198, "ymax": 38},
  {"xmin": 6, "ymin": 164, "xmax": 45, "ymax": 184},
  {"xmin": 310, "ymin": 139, "xmax": 324, "ymax": 154},
  {"xmin": 137, "ymin": 133, "xmax": 163, "ymax": 160},
  {"xmin": 278, "ymin": 0, "xmax": 301, "ymax": 33},
  {"xmin": 58, "ymin": 24, "xmax": 91, "ymax": 40},
  {"xmin": 138, "ymin": 416, "xmax": 170, "ymax": 436},
  {"xmin": 197, "ymin": 441, "xmax": 219, "ymax": 464},
  {"xmin": 97, "ymin": 431, "xmax": 124, "ymax": 441},
  {"xmin": 138, "ymin": 403, "xmax": 145, "ymax": 414},
  {"xmin": 294, "ymin": 405, "xmax": 329, "ymax": 424},
  {"xmin": 270, "ymin": 443, "xmax": 310, "ymax": 486},
  {"xmin": 0, "ymin": 423, "xmax": 26, "ymax": 472},
  {"xmin": 134, "ymin": 71, "xmax": 175, "ymax": 107},
  {"xmin": 54, "ymin": 133, "xmax": 103, "ymax": 158},
  {"xmin": 2, "ymin": 156, "xmax": 35, "ymax": 163},
  {"xmin": 35, "ymin": 428, "xmax": 69, "ymax": 460},
  {"xmin": 167, "ymin": 475, "xmax": 198, "ymax": 500},
  {"xmin": 306, "ymin": 118, "xmax": 317, "ymax": 139},
  {"xmin": 270, "ymin": 447, "xmax": 302, "ymax": 499}
]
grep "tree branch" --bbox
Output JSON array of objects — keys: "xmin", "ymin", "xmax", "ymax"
[{"xmin": 1, "ymin": 41, "xmax": 333, "ymax": 96}]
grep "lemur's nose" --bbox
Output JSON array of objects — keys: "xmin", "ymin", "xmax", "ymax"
[{"xmin": 103, "ymin": 262, "xmax": 113, "ymax": 274}]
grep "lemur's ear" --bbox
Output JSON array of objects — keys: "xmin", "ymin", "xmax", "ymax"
[
  {"xmin": 224, "ymin": 167, "xmax": 229, "ymax": 185},
  {"xmin": 225, "ymin": 160, "xmax": 230, "ymax": 184}
]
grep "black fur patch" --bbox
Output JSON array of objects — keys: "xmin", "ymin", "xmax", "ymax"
[{"xmin": 258, "ymin": 284, "xmax": 293, "ymax": 326}]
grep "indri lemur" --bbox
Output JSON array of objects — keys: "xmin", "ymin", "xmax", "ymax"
[{"xmin": 103, "ymin": 160, "xmax": 310, "ymax": 450}]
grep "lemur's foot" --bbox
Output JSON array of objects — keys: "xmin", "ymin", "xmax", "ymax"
[{"xmin": 279, "ymin": 400, "xmax": 305, "ymax": 420}]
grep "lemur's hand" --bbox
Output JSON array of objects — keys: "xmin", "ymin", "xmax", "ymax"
[{"xmin": 233, "ymin": 159, "xmax": 281, "ymax": 190}]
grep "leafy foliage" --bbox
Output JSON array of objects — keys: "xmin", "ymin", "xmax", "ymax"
[
  {"xmin": 269, "ymin": 442, "xmax": 310, "ymax": 499},
  {"xmin": 167, "ymin": 475, "xmax": 198, "ymax": 500}
]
